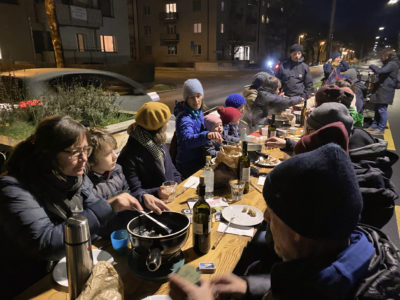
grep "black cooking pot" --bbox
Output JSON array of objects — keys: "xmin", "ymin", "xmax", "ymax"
[{"xmin": 127, "ymin": 211, "xmax": 190, "ymax": 272}]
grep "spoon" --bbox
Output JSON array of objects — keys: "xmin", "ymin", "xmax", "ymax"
[{"xmin": 138, "ymin": 210, "xmax": 173, "ymax": 234}]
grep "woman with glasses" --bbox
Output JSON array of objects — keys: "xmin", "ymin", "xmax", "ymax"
[{"xmin": 0, "ymin": 116, "xmax": 141, "ymax": 298}]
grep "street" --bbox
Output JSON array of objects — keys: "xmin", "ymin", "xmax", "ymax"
[{"xmin": 157, "ymin": 65, "xmax": 400, "ymax": 248}]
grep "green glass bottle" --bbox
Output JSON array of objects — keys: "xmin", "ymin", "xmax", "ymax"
[
  {"xmin": 268, "ymin": 114, "xmax": 276, "ymax": 138},
  {"xmin": 238, "ymin": 141, "xmax": 250, "ymax": 194},
  {"xmin": 192, "ymin": 176, "xmax": 211, "ymax": 254}
]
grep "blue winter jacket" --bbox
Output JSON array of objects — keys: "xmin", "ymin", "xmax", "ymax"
[
  {"xmin": 117, "ymin": 136, "xmax": 181, "ymax": 202},
  {"xmin": 0, "ymin": 174, "xmax": 113, "ymax": 298},
  {"xmin": 275, "ymin": 57, "xmax": 314, "ymax": 98},
  {"xmin": 175, "ymin": 108, "xmax": 210, "ymax": 178},
  {"xmin": 245, "ymin": 228, "xmax": 374, "ymax": 300},
  {"xmin": 323, "ymin": 60, "xmax": 350, "ymax": 84}
]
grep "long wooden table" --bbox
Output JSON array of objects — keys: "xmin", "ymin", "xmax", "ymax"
[{"xmin": 15, "ymin": 148, "xmax": 287, "ymax": 300}]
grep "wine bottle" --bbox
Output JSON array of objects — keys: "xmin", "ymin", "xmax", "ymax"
[
  {"xmin": 193, "ymin": 176, "xmax": 211, "ymax": 254},
  {"xmin": 238, "ymin": 141, "xmax": 250, "ymax": 194},
  {"xmin": 203, "ymin": 156, "xmax": 214, "ymax": 200},
  {"xmin": 268, "ymin": 114, "xmax": 276, "ymax": 138},
  {"xmin": 300, "ymin": 99, "xmax": 308, "ymax": 127}
]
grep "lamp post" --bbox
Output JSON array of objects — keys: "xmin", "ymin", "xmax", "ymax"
[
  {"xmin": 327, "ymin": 0, "xmax": 337, "ymax": 57},
  {"xmin": 317, "ymin": 41, "xmax": 325, "ymax": 64}
]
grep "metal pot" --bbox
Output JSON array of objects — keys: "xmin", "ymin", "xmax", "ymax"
[{"xmin": 127, "ymin": 211, "xmax": 190, "ymax": 272}]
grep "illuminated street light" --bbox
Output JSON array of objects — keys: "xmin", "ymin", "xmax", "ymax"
[
  {"xmin": 320, "ymin": 41, "xmax": 326, "ymax": 46},
  {"xmin": 379, "ymin": 27, "xmax": 385, "ymax": 31},
  {"xmin": 376, "ymin": 36, "xmax": 380, "ymax": 39},
  {"xmin": 388, "ymin": 0, "xmax": 399, "ymax": 5},
  {"xmin": 298, "ymin": 34, "xmax": 305, "ymax": 44}
]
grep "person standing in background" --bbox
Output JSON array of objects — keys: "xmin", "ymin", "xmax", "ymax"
[{"xmin": 323, "ymin": 51, "xmax": 350, "ymax": 85}]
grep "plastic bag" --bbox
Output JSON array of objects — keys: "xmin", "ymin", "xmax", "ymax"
[{"xmin": 214, "ymin": 144, "xmax": 242, "ymax": 191}]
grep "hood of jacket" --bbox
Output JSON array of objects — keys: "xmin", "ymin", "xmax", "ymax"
[{"xmin": 243, "ymin": 86, "xmax": 258, "ymax": 103}]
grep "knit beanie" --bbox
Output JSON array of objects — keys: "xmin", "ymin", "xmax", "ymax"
[
  {"xmin": 217, "ymin": 106, "xmax": 242, "ymax": 124},
  {"xmin": 225, "ymin": 93, "xmax": 246, "ymax": 109},
  {"xmin": 307, "ymin": 102, "xmax": 353, "ymax": 136},
  {"xmin": 343, "ymin": 68, "xmax": 358, "ymax": 82},
  {"xmin": 183, "ymin": 78, "xmax": 204, "ymax": 101},
  {"xmin": 294, "ymin": 122, "xmax": 349, "ymax": 155},
  {"xmin": 251, "ymin": 72, "xmax": 271, "ymax": 89},
  {"xmin": 263, "ymin": 143, "xmax": 362, "ymax": 240},
  {"xmin": 204, "ymin": 113, "xmax": 222, "ymax": 132},
  {"xmin": 289, "ymin": 43, "xmax": 303, "ymax": 53},
  {"xmin": 135, "ymin": 102, "xmax": 171, "ymax": 131},
  {"xmin": 330, "ymin": 51, "xmax": 341, "ymax": 60},
  {"xmin": 315, "ymin": 84, "xmax": 354, "ymax": 108}
]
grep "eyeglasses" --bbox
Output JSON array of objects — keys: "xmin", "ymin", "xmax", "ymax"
[{"xmin": 63, "ymin": 146, "xmax": 93, "ymax": 159}]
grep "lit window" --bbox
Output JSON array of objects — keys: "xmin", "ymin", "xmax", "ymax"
[
  {"xmin": 261, "ymin": 15, "xmax": 265, "ymax": 23},
  {"xmin": 0, "ymin": 47, "xmax": 2, "ymax": 60},
  {"xmin": 168, "ymin": 45, "xmax": 177, "ymax": 55},
  {"xmin": 193, "ymin": 44, "xmax": 201, "ymax": 55},
  {"xmin": 221, "ymin": 1, "xmax": 224, "ymax": 11},
  {"xmin": 220, "ymin": 23, "xmax": 224, "ymax": 34},
  {"xmin": 281, "ymin": 7, "xmax": 284, "ymax": 12},
  {"xmin": 76, "ymin": 33, "xmax": 85, "ymax": 52},
  {"xmin": 100, "ymin": 35, "xmax": 117, "ymax": 52},
  {"xmin": 166, "ymin": 3, "xmax": 177, "ymax": 13},
  {"xmin": 266, "ymin": 16, "xmax": 270, "ymax": 23},
  {"xmin": 194, "ymin": 23, "xmax": 202, "ymax": 33}
]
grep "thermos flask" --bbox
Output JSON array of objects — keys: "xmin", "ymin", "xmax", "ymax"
[{"xmin": 64, "ymin": 214, "xmax": 93, "ymax": 300}]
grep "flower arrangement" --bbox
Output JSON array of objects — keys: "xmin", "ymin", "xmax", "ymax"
[{"xmin": 18, "ymin": 99, "xmax": 43, "ymax": 108}]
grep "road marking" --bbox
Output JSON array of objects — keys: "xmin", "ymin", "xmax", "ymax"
[
  {"xmin": 396, "ymin": 206, "xmax": 400, "ymax": 241},
  {"xmin": 384, "ymin": 122, "xmax": 396, "ymax": 151}
]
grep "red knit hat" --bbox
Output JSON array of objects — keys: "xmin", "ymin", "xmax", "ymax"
[{"xmin": 217, "ymin": 106, "xmax": 242, "ymax": 124}]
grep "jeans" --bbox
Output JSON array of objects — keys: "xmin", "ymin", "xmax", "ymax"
[{"xmin": 371, "ymin": 104, "xmax": 388, "ymax": 132}]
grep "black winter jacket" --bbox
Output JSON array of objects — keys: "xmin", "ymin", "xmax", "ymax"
[
  {"xmin": 369, "ymin": 57, "xmax": 399, "ymax": 105},
  {"xmin": 275, "ymin": 57, "xmax": 314, "ymax": 98}
]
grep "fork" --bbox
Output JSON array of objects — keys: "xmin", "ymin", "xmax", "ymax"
[{"xmin": 212, "ymin": 216, "xmax": 236, "ymax": 250}]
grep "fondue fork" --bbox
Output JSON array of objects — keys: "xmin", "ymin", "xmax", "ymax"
[
  {"xmin": 212, "ymin": 216, "xmax": 236, "ymax": 250},
  {"xmin": 137, "ymin": 210, "xmax": 173, "ymax": 234}
]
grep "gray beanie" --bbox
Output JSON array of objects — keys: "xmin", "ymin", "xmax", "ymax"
[
  {"xmin": 183, "ymin": 78, "xmax": 204, "ymax": 101},
  {"xmin": 307, "ymin": 102, "xmax": 353, "ymax": 135},
  {"xmin": 251, "ymin": 72, "xmax": 271, "ymax": 89}
]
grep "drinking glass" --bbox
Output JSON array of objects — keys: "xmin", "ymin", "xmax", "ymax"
[
  {"xmin": 110, "ymin": 229, "xmax": 129, "ymax": 255},
  {"xmin": 161, "ymin": 181, "xmax": 178, "ymax": 203},
  {"xmin": 229, "ymin": 180, "xmax": 245, "ymax": 203}
]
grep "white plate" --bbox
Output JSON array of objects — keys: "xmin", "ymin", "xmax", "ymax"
[
  {"xmin": 255, "ymin": 157, "xmax": 281, "ymax": 168},
  {"xmin": 222, "ymin": 205, "xmax": 264, "ymax": 227},
  {"xmin": 142, "ymin": 296, "xmax": 172, "ymax": 300},
  {"xmin": 52, "ymin": 249, "xmax": 114, "ymax": 287}
]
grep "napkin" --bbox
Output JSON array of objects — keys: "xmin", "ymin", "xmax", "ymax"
[
  {"xmin": 258, "ymin": 175, "xmax": 266, "ymax": 186},
  {"xmin": 217, "ymin": 222, "xmax": 254, "ymax": 237},
  {"xmin": 184, "ymin": 176, "xmax": 200, "ymax": 188}
]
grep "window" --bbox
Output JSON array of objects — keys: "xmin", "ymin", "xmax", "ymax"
[
  {"xmin": 99, "ymin": 0, "xmax": 113, "ymax": 17},
  {"xmin": 144, "ymin": 5, "xmax": 150, "ymax": 15},
  {"xmin": 166, "ymin": 2, "xmax": 176, "ymax": 13},
  {"xmin": 144, "ymin": 26, "xmax": 151, "ymax": 36},
  {"xmin": 194, "ymin": 23, "xmax": 202, "ymax": 33},
  {"xmin": 145, "ymin": 46, "xmax": 152, "ymax": 55},
  {"xmin": 221, "ymin": 1, "xmax": 224, "ymax": 11},
  {"xmin": 100, "ymin": 35, "xmax": 117, "ymax": 52},
  {"xmin": 33, "ymin": 31, "xmax": 53, "ymax": 52},
  {"xmin": 76, "ymin": 33, "xmax": 85, "ymax": 52},
  {"xmin": 193, "ymin": 44, "xmax": 201, "ymax": 55},
  {"xmin": 168, "ymin": 45, "xmax": 177, "ymax": 55},
  {"xmin": 193, "ymin": 0, "xmax": 201, "ymax": 11},
  {"xmin": 220, "ymin": 23, "xmax": 224, "ymax": 34},
  {"xmin": 167, "ymin": 24, "xmax": 176, "ymax": 34},
  {"xmin": 0, "ymin": 47, "xmax": 2, "ymax": 60},
  {"xmin": 261, "ymin": 14, "xmax": 265, "ymax": 23}
]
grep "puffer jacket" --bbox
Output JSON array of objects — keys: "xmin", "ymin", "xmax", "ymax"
[
  {"xmin": 87, "ymin": 164, "xmax": 130, "ymax": 200},
  {"xmin": 0, "ymin": 174, "xmax": 113, "ymax": 298},
  {"xmin": 275, "ymin": 57, "xmax": 314, "ymax": 98},
  {"xmin": 243, "ymin": 86, "xmax": 259, "ymax": 112},
  {"xmin": 243, "ymin": 88, "xmax": 302, "ymax": 132},
  {"xmin": 369, "ymin": 57, "xmax": 399, "ymax": 105}
]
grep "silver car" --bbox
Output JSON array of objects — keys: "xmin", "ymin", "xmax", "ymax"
[{"xmin": 0, "ymin": 68, "xmax": 159, "ymax": 113}]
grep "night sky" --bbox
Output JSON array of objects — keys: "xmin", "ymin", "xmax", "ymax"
[{"xmin": 293, "ymin": 0, "xmax": 400, "ymax": 55}]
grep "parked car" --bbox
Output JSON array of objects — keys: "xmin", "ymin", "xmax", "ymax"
[{"xmin": 0, "ymin": 68, "xmax": 160, "ymax": 113}]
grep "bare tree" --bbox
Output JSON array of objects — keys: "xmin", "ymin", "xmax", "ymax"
[{"xmin": 45, "ymin": 0, "xmax": 64, "ymax": 67}]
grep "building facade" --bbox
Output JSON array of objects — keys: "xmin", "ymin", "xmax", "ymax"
[{"xmin": 0, "ymin": 0, "xmax": 130, "ymax": 66}]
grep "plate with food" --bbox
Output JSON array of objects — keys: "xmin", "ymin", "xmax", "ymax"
[
  {"xmin": 255, "ymin": 156, "xmax": 281, "ymax": 167},
  {"xmin": 222, "ymin": 205, "xmax": 264, "ymax": 227}
]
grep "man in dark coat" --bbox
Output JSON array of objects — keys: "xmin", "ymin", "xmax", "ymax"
[
  {"xmin": 367, "ymin": 48, "xmax": 399, "ymax": 134},
  {"xmin": 323, "ymin": 51, "xmax": 350, "ymax": 85},
  {"xmin": 275, "ymin": 43, "xmax": 314, "ymax": 99}
]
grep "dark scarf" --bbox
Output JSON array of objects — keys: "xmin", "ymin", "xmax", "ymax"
[{"xmin": 30, "ymin": 169, "xmax": 84, "ymax": 223}]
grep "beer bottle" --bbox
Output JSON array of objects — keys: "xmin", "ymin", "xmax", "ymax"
[{"xmin": 203, "ymin": 156, "xmax": 214, "ymax": 200}]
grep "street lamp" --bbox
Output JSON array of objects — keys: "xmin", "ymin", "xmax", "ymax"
[
  {"xmin": 298, "ymin": 34, "xmax": 305, "ymax": 44},
  {"xmin": 388, "ymin": 0, "xmax": 399, "ymax": 5},
  {"xmin": 379, "ymin": 27, "xmax": 385, "ymax": 31},
  {"xmin": 376, "ymin": 36, "xmax": 380, "ymax": 39}
]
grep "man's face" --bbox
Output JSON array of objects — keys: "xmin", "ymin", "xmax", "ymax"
[
  {"xmin": 333, "ymin": 56, "xmax": 342, "ymax": 64},
  {"xmin": 290, "ymin": 51, "xmax": 302, "ymax": 62},
  {"xmin": 264, "ymin": 207, "xmax": 300, "ymax": 261},
  {"xmin": 381, "ymin": 54, "xmax": 388, "ymax": 62}
]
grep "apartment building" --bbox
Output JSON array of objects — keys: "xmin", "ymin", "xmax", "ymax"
[{"xmin": 0, "ymin": 0, "xmax": 130, "ymax": 66}]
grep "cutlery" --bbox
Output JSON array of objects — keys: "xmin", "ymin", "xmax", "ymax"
[
  {"xmin": 137, "ymin": 210, "xmax": 173, "ymax": 234},
  {"xmin": 212, "ymin": 216, "xmax": 235, "ymax": 250}
]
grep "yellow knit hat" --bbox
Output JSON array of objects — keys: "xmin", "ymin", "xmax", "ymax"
[{"xmin": 135, "ymin": 102, "xmax": 171, "ymax": 131}]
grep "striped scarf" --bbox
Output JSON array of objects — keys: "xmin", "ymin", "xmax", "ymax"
[{"xmin": 131, "ymin": 125, "xmax": 166, "ymax": 174}]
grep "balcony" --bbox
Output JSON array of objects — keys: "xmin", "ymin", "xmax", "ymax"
[
  {"xmin": 159, "ymin": 12, "xmax": 179, "ymax": 22},
  {"xmin": 160, "ymin": 33, "xmax": 179, "ymax": 42}
]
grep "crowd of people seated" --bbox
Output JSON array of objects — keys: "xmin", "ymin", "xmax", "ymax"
[{"xmin": 0, "ymin": 45, "xmax": 399, "ymax": 299}]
